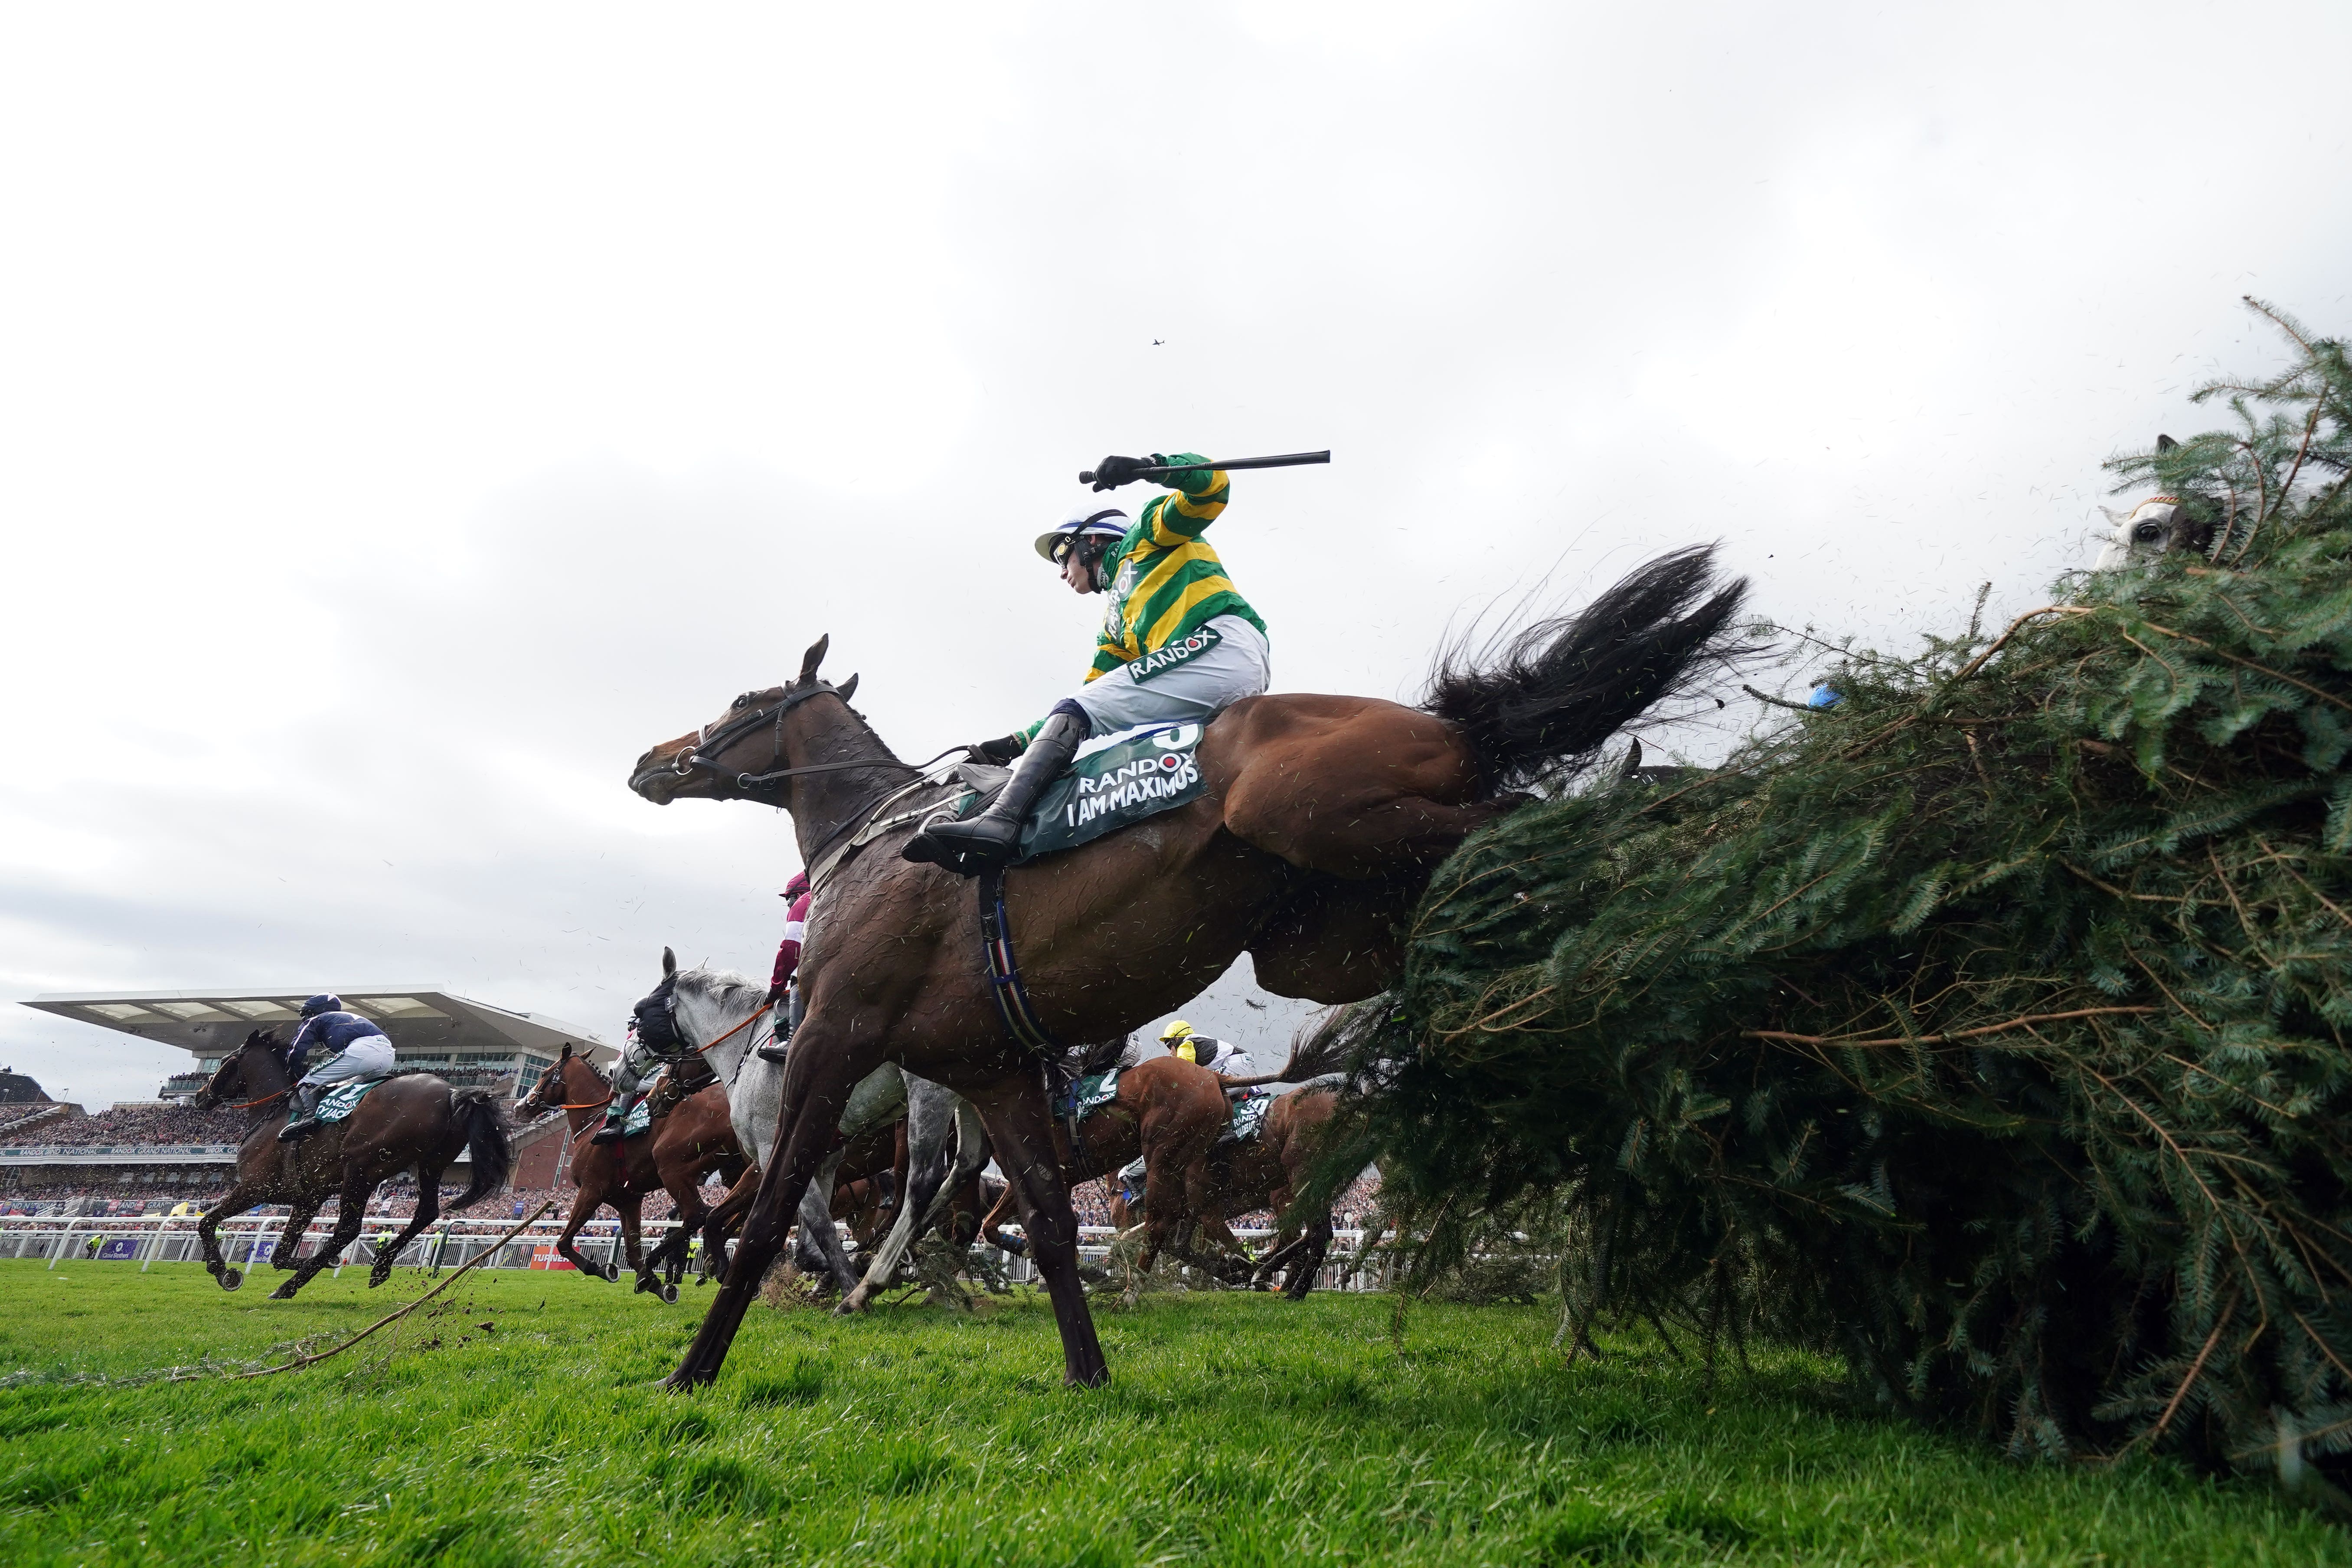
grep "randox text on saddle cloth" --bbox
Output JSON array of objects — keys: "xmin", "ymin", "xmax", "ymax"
[{"xmin": 945, "ymin": 722, "xmax": 1209, "ymax": 864}]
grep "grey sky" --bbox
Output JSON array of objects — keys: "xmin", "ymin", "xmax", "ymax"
[{"xmin": 4, "ymin": 3, "xmax": 2348, "ymax": 1105}]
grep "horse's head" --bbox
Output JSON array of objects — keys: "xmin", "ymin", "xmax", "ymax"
[
  {"xmin": 193, "ymin": 1029, "xmax": 281, "ymax": 1112},
  {"xmin": 626, "ymin": 635, "xmax": 860, "ymax": 805},
  {"xmin": 516, "ymin": 1042, "xmax": 595, "ymax": 1117},
  {"xmin": 628, "ymin": 946, "xmax": 691, "ymax": 1053},
  {"xmin": 2094, "ymin": 495, "xmax": 2205, "ymax": 571}
]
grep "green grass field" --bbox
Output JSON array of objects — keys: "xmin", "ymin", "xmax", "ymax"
[{"xmin": 0, "ymin": 1259, "xmax": 2343, "ymax": 1566}]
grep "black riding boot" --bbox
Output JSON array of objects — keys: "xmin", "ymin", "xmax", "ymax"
[
  {"xmin": 590, "ymin": 1094, "xmax": 633, "ymax": 1145},
  {"xmin": 277, "ymin": 1085, "xmax": 323, "ymax": 1143},
  {"xmin": 902, "ymin": 710, "xmax": 1086, "ymax": 873}
]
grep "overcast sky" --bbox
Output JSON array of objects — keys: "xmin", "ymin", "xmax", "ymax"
[{"xmin": 3, "ymin": 2, "xmax": 2348, "ymax": 1106}]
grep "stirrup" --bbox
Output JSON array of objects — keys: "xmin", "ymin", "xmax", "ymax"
[
  {"xmin": 755, "ymin": 1040, "xmax": 790, "ymax": 1065},
  {"xmin": 277, "ymin": 1117, "xmax": 321, "ymax": 1143}
]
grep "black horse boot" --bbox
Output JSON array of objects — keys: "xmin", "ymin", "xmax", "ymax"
[
  {"xmin": 277, "ymin": 1084, "xmax": 324, "ymax": 1143},
  {"xmin": 902, "ymin": 709, "xmax": 1085, "ymax": 873}
]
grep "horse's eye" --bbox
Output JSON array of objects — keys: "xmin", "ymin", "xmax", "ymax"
[{"xmin": 2133, "ymin": 522, "xmax": 2165, "ymax": 543}]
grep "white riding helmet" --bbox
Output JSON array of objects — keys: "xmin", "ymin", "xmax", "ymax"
[{"xmin": 1034, "ymin": 500, "xmax": 1130, "ymax": 562}]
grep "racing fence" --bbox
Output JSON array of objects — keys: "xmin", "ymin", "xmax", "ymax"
[{"xmin": 0, "ymin": 1212, "xmax": 1396, "ymax": 1291}]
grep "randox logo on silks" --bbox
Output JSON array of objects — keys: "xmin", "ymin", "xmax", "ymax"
[{"xmin": 1124, "ymin": 624, "xmax": 1222, "ymax": 685}]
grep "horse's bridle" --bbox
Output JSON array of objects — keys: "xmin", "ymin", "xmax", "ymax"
[{"xmin": 669, "ymin": 678, "xmax": 916, "ymax": 794}]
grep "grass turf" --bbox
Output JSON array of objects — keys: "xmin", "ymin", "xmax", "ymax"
[{"xmin": 0, "ymin": 1260, "xmax": 2342, "ymax": 1565}]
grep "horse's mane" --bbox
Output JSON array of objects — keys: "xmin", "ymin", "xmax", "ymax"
[{"xmin": 674, "ymin": 965, "xmax": 764, "ymax": 1018}]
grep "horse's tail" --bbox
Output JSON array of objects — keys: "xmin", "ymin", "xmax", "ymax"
[
  {"xmin": 1422, "ymin": 544, "xmax": 1751, "ymax": 792},
  {"xmin": 445, "ymin": 1087, "xmax": 515, "ymax": 1212},
  {"xmin": 1219, "ymin": 1002, "xmax": 1369, "ymax": 1089}
]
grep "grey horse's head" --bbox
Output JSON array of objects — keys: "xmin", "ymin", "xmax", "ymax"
[{"xmin": 2093, "ymin": 495, "xmax": 2194, "ymax": 571}]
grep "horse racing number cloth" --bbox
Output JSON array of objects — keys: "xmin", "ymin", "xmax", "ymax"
[
  {"xmin": 1055, "ymin": 1070, "xmax": 1121, "ymax": 1124},
  {"xmin": 313, "ymin": 1076, "xmax": 392, "ymax": 1125},
  {"xmin": 1218, "ymin": 1093, "xmax": 1273, "ymax": 1148},
  {"xmin": 949, "ymin": 722, "xmax": 1209, "ymax": 865}
]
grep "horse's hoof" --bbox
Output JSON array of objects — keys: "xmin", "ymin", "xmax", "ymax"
[
  {"xmin": 604, "ymin": 1262, "xmax": 623, "ymax": 1282},
  {"xmin": 662, "ymin": 1284, "xmax": 679, "ymax": 1305},
  {"xmin": 368, "ymin": 1271, "xmax": 391, "ymax": 1289},
  {"xmin": 220, "ymin": 1268, "xmax": 243, "ymax": 1292},
  {"xmin": 268, "ymin": 1282, "xmax": 299, "ymax": 1301}
]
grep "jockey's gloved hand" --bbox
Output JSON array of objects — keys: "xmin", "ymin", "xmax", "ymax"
[
  {"xmin": 1088, "ymin": 454, "xmax": 1154, "ymax": 491},
  {"xmin": 968, "ymin": 734, "xmax": 1026, "ymax": 765},
  {"xmin": 764, "ymin": 983, "xmax": 789, "ymax": 1008}
]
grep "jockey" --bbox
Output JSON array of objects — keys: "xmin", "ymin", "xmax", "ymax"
[
  {"xmin": 1158, "ymin": 1019, "xmax": 1256, "ymax": 1085},
  {"xmin": 278, "ymin": 994, "xmax": 397, "ymax": 1143},
  {"xmin": 758, "ymin": 870, "xmax": 812, "ymax": 1066},
  {"xmin": 904, "ymin": 452, "xmax": 1272, "ymax": 871},
  {"xmin": 591, "ymin": 1029, "xmax": 661, "ymax": 1146}
]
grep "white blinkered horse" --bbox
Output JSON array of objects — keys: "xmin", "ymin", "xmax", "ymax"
[{"xmin": 641, "ymin": 950, "xmax": 993, "ymax": 1309}]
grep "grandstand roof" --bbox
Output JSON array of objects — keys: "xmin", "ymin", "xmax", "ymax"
[{"xmin": 20, "ymin": 988, "xmax": 615, "ymax": 1066}]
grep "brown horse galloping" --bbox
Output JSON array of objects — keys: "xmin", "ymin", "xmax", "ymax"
[
  {"xmin": 192, "ymin": 1030, "xmax": 513, "ymax": 1298},
  {"xmin": 627, "ymin": 549, "xmax": 1744, "ymax": 1389},
  {"xmin": 516, "ymin": 1047, "xmax": 748, "ymax": 1299}
]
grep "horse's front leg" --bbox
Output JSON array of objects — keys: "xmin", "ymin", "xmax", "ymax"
[
  {"xmin": 196, "ymin": 1182, "xmax": 268, "ymax": 1290},
  {"xmin": 665, "ymin": 1042, "xmax": 877, "ymax": 1392},
  {"xmin": 970, "ymin": 1076, "xmax": 1108, "ymax": 1388},
  {"xmin": 271, "ymin": 1194, "xmax": 325, "ymax": 1272},
  {"xmin": 841, "ymin": 1083, "xmax": 977, "ymax": 1313}
]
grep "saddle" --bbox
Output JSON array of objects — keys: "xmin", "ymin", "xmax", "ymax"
[{"xmin": 644, "ymin": 1054, "xmax": 716, "ymax": 1120}]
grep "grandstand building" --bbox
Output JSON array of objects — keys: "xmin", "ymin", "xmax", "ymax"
[{"xmin": 3, "ymin": 988, "xmax": 612, "ymax": 1204}]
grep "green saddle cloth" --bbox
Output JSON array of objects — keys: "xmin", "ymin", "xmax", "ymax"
[
  {"xmin": 315, "ymin": 1077, "xmax": 391, "ymax": 1124},
  {"xmin": 622, "ymin": 1098, "xmax": 652, "ymax": 1137},
  {"xmin": 951, "ymin": 723, "xmax": 1209, "ymax": 864},
  {"xmin": 1219, "ymin": 1094, "xmax": 1273, "ymax": 1147}
]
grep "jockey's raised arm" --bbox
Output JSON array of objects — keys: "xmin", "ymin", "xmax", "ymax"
[{"xmin": 904, "ymin": 449, "xmax": 1274, "ymax": 873}]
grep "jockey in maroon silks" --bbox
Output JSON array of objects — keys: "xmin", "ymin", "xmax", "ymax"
[{"xmin": 756, "ymin": 871, "xmax": 811, "ymax": 1065}]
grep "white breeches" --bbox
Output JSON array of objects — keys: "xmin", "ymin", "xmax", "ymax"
[
  {"xmin": 1066, "ymin": 614, "xmax": 1270, "ymax": 738},
  {"xmin": 299, "ymin": 1037, "xmax": 396, "ymax": 1087}
]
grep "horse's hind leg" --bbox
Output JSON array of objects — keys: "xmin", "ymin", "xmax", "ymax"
[
  {"xmin": 272, "ymin": 1173, "xmax": 374, "ymax": 1300},
  {"xmin": 969, "ymin": 1078, "xmax": 1108, "ymax": 1388},
  {"xmin": 798, "ymin": 1149, "xmax": 857, "ymax": 1295},
  {"xmin": 368, "ymin": 1166, "xmax": 444, "ymax": 1287}
]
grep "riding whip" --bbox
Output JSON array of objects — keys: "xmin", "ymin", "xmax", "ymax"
[{"xmin": 1078, "ymin": 450, "xmax": 1330, "ymax": 484}]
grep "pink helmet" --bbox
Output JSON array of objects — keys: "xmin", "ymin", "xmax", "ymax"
[{"xmin": 784, "ymin": 871, "xmax": 810, "ymax": 898}]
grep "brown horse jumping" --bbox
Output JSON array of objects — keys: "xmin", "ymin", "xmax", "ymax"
[
  {"xmin": 628, "ymin": 549, "xmax": 1744, "ymax": 1388},
  {"xmin": 192, "ymin": 1030, "xmax": 513, "ymax": 1298},
  {"xmin": 516, "ymin": 1047, "xmax": 748, "ymax": 1299}
]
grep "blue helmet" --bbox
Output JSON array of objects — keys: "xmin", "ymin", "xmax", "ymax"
[{"xmin": 299, "ymin": 994, "xmax": 343, "ymax": 1019}]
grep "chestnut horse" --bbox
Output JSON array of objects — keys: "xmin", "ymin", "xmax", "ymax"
[
  {"xmin": 1203, "ymin": 1086, "xmax": 1346, "ymax": 1299},
  {"xmin": 192, "ymin": 1030, "xmax": 513, "ymax": 1298},
  {"xmin": 515, "ymin": 1048, "xmax": 748, "ymax": 1298},
  {"xmin": 628, "ymin": 549, "xmax": 1744, "ymax": 1389}
]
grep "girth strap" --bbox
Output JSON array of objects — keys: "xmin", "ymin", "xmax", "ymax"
[{"xmin": 977, "ymin": 867, "xmax": 1058, "ymax": 1055}]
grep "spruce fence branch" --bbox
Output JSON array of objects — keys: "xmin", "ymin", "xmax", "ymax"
[
  {"xmin": 1741, "ymin": 1007, "xmax": 2157, "ymax": 1049},
  {"xmin": 229, "ymin": 1199, "xmax": 557, "ymax": 1380}
]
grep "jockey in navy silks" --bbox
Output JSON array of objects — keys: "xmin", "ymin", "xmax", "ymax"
[
  {"xmin": 277, "ymin": 994, "xmax": 396, "ymax": 1142},
  {"xmin": 903, "ymin": 451, "xmax": 1271, "ymax": 872}
]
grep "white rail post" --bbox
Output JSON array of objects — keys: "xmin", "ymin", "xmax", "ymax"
[{"xmin": 48, "ymin": 1222, "xmax": 76, "ymax": 1270}]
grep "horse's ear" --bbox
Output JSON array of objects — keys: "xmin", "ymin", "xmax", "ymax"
[
  {"xmin": 663, "ymin": 946, "xmax": 677, "ymax": 979},
  {"xmin": 836, "ymin": 672, "xmax": 859, "ymax": 704},
  {"xmin": 798, "ymin": 634, "xmax": 830, "ymax": 684},
  {"xmin": 560, "ymin": 1042, "xmax": 573, "ymax": 1059},
  {"xmin": 2157, "ymin": 433, "xmax": 2179, "ymax": 452}
]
